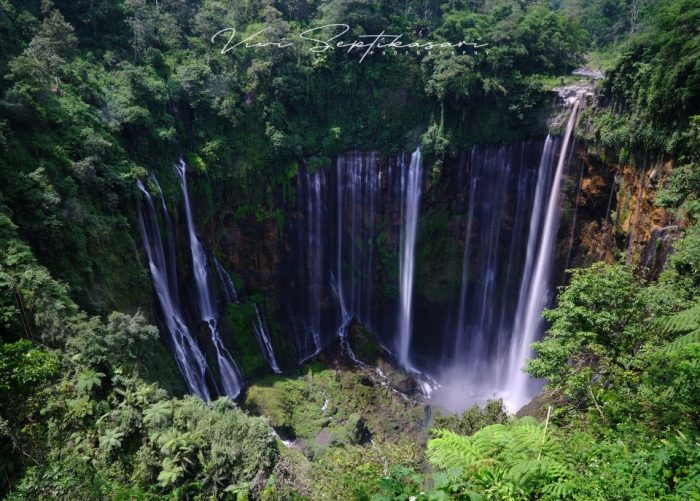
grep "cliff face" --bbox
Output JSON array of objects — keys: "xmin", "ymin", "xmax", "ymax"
[
  {"xmin": 616, "ymin": 161, "xmax": 679, "ymax": 275},
  {"xmin": 557, "ymin": 144, "xmax": 617, "ymax": 272},
  {"xmin": 565, "ymin": 147, "xmax": 679, "ymax": 279}
]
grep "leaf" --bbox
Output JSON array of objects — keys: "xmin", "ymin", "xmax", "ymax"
[
  {"xmin": 99, "ymin": 428, "xmax": 124, "ymax": 453},
  {"xmin": 157, "ymin": 458, "xmax": 184, "ymax": 487},
  {"xmin": 75, "ymin": 369, "xmax": 105, "ymax": 393}
]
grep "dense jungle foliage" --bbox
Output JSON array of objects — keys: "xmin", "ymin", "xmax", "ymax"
[{"xmin": 1, "ymin": 0, "xmax": 699, "ymax": 499}]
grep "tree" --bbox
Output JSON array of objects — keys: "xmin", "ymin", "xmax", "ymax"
[
  {"xmin": 526, "ymin": 263, "xmax": 650, "ymax": 405},
  {"xmin": 7, "ymin": 8, "xmax": 77, "ymax": 89},
  {"xmin": 125, "ymin": 0, "xmax": 157, "ymax": 55}
]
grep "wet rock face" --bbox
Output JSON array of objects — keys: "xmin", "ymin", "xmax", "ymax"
[
  {"xmin": 557, "ymin": 144, "xmax": 619, "ymax": 272},
  {"xmin": 347, "ymin": 322, "xmax": 382, "ymax": 366},
  {"xmin": 561, "ymin": 146, "xmax": 680, "ymax": 278},
  {"xmin": 211, "ymin": 146, "xmax": 580, "ymax": 372},
  {"xmin": 552, "ymin": 85, "xmax": 594, "ymax": 106},
  {"xmin": 217, "ymin": 215, "xmax": 282, "ymax": 293},
  {"xmin": 616, "ymin": 162, "xmax": 677, "ymax": 271},
  {"xmin": 346, "ymin": 413, "xmax": 371, "ymax": 445},
  {"xmin": 390, "ymin": 373, "xmax": 417, "ymax": 395}
]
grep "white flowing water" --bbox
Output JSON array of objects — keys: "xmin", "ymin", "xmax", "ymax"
[
  {"xmin": 137, "ymin": 179, "xmax": 211, "ymax": 400},
  {"xmin": 334, "ymin": 153, "xmax": 380, "ymax": 331},
  {"xmin": 175, "ymin": 159, "xmax": 242, "ymax": 398},
  {"xmin": 282, "ymin": 128, "xmax": 579, "ymax": 410},
  {"xmin": 429, "ymin": 101, "xmax": 580, "ymax": 413},
  {"xmin": 213, "ymin": 257, "xmax": 239, "ymax": 304},
  {"xmin": 397, "ymin": 148, "xmax": 423, "ymax": 369},
  {"xmin": 306, "ymin": 168, "xmax": 324, "ymax": 353},
  {"xmin": 333, "ymin": 156, "xmax": 351, "ymax": 346},
  {"xmin": 332, "ymin": 153, "xmax": 382, "ymax": 364},
  {"xmin": 150, "ymin": 174, "xmax": 180, "ymax": 304},
  {"xmin": 505, "ymin": 100, "xmax": 581, "ymax": 409},
  {"xmin": 453, "ymin": 156, "xmax": 478, "ymax": 355},
  {"xmin": 253, "ymin": 303, "xmax": 282, "ymax": 374}
]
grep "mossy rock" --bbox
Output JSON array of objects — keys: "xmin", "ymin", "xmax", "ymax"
[
  {"xmin": 347, "ymin": 323, "xmax": 382, "ymax": 365},
  {"xmin": 515, "ymin": 392, "xmax": 556, "ymax": 421},
  {"xmin": 414, "ymin": 207, "xmax": 462, "ymax": 302},
  {"xmin": 245, "ymin": 360, "xmax": 429, "ymax": 465},
  {"xmin": 345, "ymin": 413, "xmax": 371, "ymax": 445},
  {"xmin": 244, "ymin": 371, "xmax": 328, "ymax": 442}
]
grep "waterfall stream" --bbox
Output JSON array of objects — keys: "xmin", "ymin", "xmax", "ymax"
[
  {"xmin": 214, "ymin": 257, "xmax": 239, "ymax": 304},
  {"xmin": 141, "ymin": 101, "xmax": 580, "ymax": 410},
  {"xmin": 175, "ymin": 160, "xmax": 242, "ymax": 398},
  {"xmin": 432, "ymin": 102, "xmax": 581, "ymax": 411},
  {"xmin": 137, "ymin": 179, "xmax": 212, "ymax": 400},
  {"xmin": 397, "ymin": 148, "xmax": 423, "ymax": 369},
  {"xmin": 306, "ymin": 168, "xmax": 325, "ymax": 354},
  {"xmin": 254, "ymin": 303, "xmax": 282, "ymax": 374},
  {"xmin": 505, "ymin": 100, "xmax": 581, "ymax": 408},
  {"xmin": 331, "ymin": 152, "xmax": 382, "ymax": 362},
  {"xmin": 140, "ymin": 162, "xmax": 287, "ymax": 400},
  {"xmin": 334, "ymin": 153, "xmax": 380, "ymax": 334}
]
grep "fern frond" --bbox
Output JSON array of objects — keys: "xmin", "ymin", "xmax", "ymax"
[
  {"xmin": 657, "ymin": 303, "xmax": 700, "ymax": 336},
  {"xmin": 541, "ymin": 478, "xmax": 574, "ymax": 499},
  {"xmin": 427, "ymin": 429, "xmax": 497, "ymax": 470},
  {"xmin": 662, "ymin": 328, "xmax": 700, "ymax": 353},
  {"xmin": 470, "ymin": 424, "xmax": 509, "ymax": 456},
  {"xmin": 507, "ymin": 459, "xmax": 545, "ymax": 483},
  {"xmin": 654, "ymin": 302, "xmax": 700, "ymax": 352},
  {"xmin": 508, "ymin": 423, "xmax": 543, "ymax": 453}
]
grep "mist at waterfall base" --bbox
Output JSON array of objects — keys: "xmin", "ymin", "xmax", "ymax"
[{"xmin": 137, "ymin": 105, "xmax": 578, "ymax": 412}]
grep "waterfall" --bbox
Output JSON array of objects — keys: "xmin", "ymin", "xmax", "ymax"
[
  {"xmin": 306, "ymin": 168, "xmax": 324, "ymax": 353},
  {"xmin": 284, "ymin": 133, "xmax": 577, "ymax": 410},
  {"xmin": 505, "ymin": 101, "xmax": 581, "ymax": 409},
  {"xmin": 334, "ymin": 156, "xmax": 349, "ymax": 339},
  {"xmin": 175, "ymin": 159, "xmax": 242, "ymax": 398},
  {"xmin": 448, "ymin": 144, "xmax": 537, "ymax": 371},
  {"xmin": 453, "ymin": 152, "xmax": 478, "ymax": 356},
  {"xmin": 150, "ymin": 174, "xmax": 180, "ymax": 305},
  {"xmin": 429, "ymin": 133, "xmax": 568, "ymax": 411},
  {"xmin": 506, "ymin": 137, "xmax": 557, "ymax": 369},
  {"xmin": 136, "ymin": 179, "xmax": 211, "ymax": 400},
  {"xmin": 253, "ymin": 303, "xmax": 282, "ymax": 374},
  {"xmin": 292, "ymin": 151, "xmax": 431, "ymax": 364},
  {"xmin": 397, "ymin": 148, "xmax": 423, "ymax": 368},
  {"xmin": 214, "ymin": 257, "xmax": 239, "ymax": 304},
  {"xmin": 460, "ymin": 147, "xmax": 513, "ymax": 363},
  {"xmin": 334, "ymin": 153, "xmax": 380, "ymax": 339}
]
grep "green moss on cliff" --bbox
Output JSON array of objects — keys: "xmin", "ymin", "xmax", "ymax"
[
  {"xmin": 222, "ymin": 302, "xmax": 268, "ymax": 378},
  {"xmin": 414, "ymin": 208, "xmax": 462, "ymax": 302}
]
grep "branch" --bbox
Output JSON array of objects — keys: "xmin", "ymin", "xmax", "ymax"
[
  {"xmin": 537, "ymin": 405, "xmax": 552, "ymax": 461},
  {"xmin": 588, "ymin": 385, "xmax": 607, "ymax": 423}
]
